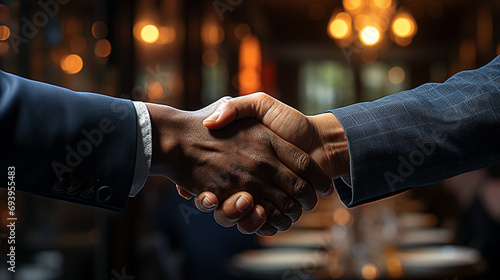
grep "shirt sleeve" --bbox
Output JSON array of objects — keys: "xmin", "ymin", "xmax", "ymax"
[{"xmin": 129, "ymin": 101, "xmax": 152, "ymax": 197}]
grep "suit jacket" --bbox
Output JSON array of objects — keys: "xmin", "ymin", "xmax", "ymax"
[
  {"xmin": 0, "ymin": 71, "xmax": 137, "ymax": 211},
  {"xmin": 330, "ymin": 55, "xmax": 500, "ymax": 207}
]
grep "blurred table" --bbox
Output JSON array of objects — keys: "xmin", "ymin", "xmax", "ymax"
[{"xmin": 229, "ymin": 197, "xmax": 487, "ymax": 279}]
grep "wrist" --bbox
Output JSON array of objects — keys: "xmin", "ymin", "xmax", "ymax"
[
  {"xmin": 144, "ymin": 103, "xmax": 184, "ymax": 177},
  {"xmin": 308, "ymin": 113, "xmax": 350, "ymax": 178}
]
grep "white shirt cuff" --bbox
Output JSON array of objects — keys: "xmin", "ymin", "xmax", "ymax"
[{"xmin": 129, "ymin": 101, "xmax": 152, "ymax": 197}]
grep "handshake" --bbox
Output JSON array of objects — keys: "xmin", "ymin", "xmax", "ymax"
[{"xmin": 146, "ymin": 92, "xmax": 350, "ymax": 236}]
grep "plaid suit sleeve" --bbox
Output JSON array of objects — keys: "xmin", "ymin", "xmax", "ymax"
[{"xmin": 329, "ymin": 55, "xmax": 500, "ymax": 207}]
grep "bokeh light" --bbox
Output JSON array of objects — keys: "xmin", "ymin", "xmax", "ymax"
[
  {"xmin": 0, "ymin": 4, "xmax": 10, "ymax": 22},
  {"xmin": 0, "ymin": 25, "xmax": 10, "ymax": 41},
  {"xmin": 141, "ymin": 25, "xmax": 159, "ymax": 43},
  {"xmin": 361, "ymin": 263, "xmax": 379, "ymax": 280},
  {"xmin": 145, "ymin": 79, "xmax": 164, "ymax": 99},
  {"xmin": 373, "ymin": 0, "xmax": 392, "ymax": 9},
  {"xmin": 333, "ymin": 208, "xmax": 351, "ymax": 226},
  {"xmin": 158, "ymin": 26, "xmax": 176, "ymax": 44},
  {"xmin": 202, "ymin": 23, "xmax": 224, "ymax": 46},
  {"xmin": 388, "ymin": 66, "xmax": 405, "ymax": 84},
  {"xmin": 328, "ymin": 13, "xmax": 352, "ymax": 40},
  {"xmin": 392, "ymin": 18, "xmax": 412, "ymax": 37},
  {"xmin": 343, "ymin": 0, "xmax": 363, "ymax": 11},
  {"xmin": 360, "ymin": 26, "xmax": 380, "ymax": 45},
  {"xmin": 202, "ymin": 49, "xmax": 219, "ymax": 66},
  {"xmin": 95, "ymin": 39, "xmax": 112, "ymax": 57},
  {"xmin": 92, "ymin": 21, "xmax": 108, "ymax": 39},
  {"xmin": 234, "ymin": 23, "xmax": 251, "ymax": 40},
  {"xmin": 60, "ymin": 54, "xmax": 83, "ymax": 75}
]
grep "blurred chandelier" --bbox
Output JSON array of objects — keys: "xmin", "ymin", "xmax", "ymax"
[{"xmin": 328, "ymin": 0, "xmax": 417, "ymax": 47}]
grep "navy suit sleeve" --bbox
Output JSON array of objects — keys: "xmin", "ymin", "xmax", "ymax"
[
  {"xmin": 329, "ymin": 55, "xmax": 500, "ymax": 207},
  {"xmin": 0, "ymin": 71, "xmax": 137, "ymax": 211}
]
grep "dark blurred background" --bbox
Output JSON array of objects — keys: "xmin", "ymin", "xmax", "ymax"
[{"xmin": 0, "ymin": 0, "xmax": 499, "ymax": 279}]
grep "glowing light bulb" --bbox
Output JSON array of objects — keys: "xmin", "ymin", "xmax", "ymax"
[
  {"xmin": 141, "ymin": 25, "xmax": 159, "ymax": 43},
  {"xmin": 360, "ymin": 26, "xmax": 380, "ymax": 45}
]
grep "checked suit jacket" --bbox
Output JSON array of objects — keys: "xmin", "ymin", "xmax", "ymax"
[{"xmin": 330, "ymin": 55, "xmax": 500, "ymax": 207}]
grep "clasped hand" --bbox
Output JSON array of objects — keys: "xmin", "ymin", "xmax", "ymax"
[{"xmin": 145, "ymin": 95, "xmax": 344, "ymax": 235}]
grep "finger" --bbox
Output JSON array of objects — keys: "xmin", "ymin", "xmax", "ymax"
[
  {"xmin": 253, "ymin": 198, "xmax": 292, "ymax": 231},
  {"xmin": 257, "ymin": 223, "xmax": 278, "ymax": 237},
  {"xmin": 194, "ymin": 192, "xmax": 219, "ymax": 212},
  {"xmin": 235, "ymin": 204, "xmax": 267, "ymax": 234},
  {"xmin": 203, "ymin": 92, "xmax": 274, "ymax": 129},
  {"xmin": 214, "ymin": 192, "xmax": 255, "ymax": 227},
  {"xmin": 176, "ymin": 185, "xmax": 194, "ymax": 200},
  {"xmin": 271, "ymin": 136, "xmax": 334, "ymax": 203},
  {"xmin": 267, "ymin": 163, "xmax": 309, "ymax": 220}
]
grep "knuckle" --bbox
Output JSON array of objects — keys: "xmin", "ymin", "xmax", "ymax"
[
  {"xmin": 219, "ymin": 96, "xmax": 233, "ymax": 102},
  {"xmin": 284, "ymin": 201, "xmax": 302, "ymax": 222},
  {"xmin": 284, "ymin": 200, "xmax": 301, "ymax": 215},
  {"xmin": 296, "ymin": 154, "xmax": 312, "ymax": 173},
  {"xmin": 266, "ymin": 206, "xmax": 283, "ymax": 224},
  {"xmin": 294, "ymin": 179, "xmax": 312, "ymax": 198}
]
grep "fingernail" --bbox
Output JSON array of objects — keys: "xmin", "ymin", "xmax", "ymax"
[
  {"xmin": 258, "ymin": 228, "xmax": 270, "ymax": 236},
  {"xmin": 236, "ymin": 196, "xmax": 251, "ymax": 212},
  {"xmin": 250, "ymin": 208, "xmax": 264, "ymax": 223},
  {"xmin": 202, "ymin": 197, "xmax": 216, "ymax": 209},
  {"xmin": 324, "ymin": 181, "xmax": 334, "ymax": 196},
  {"xmin": 203, "ymin": 110, "xmax": 221, "ymax": 123}
]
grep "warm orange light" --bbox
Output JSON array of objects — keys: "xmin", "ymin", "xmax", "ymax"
[
  {"xmin": 141, "ymin": 25, "xmax": 159, "ymax": 43},
  {"xmin": 61, "ymin": 54, "xmax": 83, "ymax": 75},
  {"xmin": 343, "ymin": 0, "xmax": 363, "ymax": 11},
  {"xmin": 158, "ymin": 26, "xmax": 176, "ymax": 44},
  {"xmin": 360, "ymin": 26, "xmax": 380, "ymax": 45},
  {"xmin": 393, "ymin": 18, "xmax": 412, "ymax": 37},
  {"xmin": 238, "ymin": 68, "xmax": 261, "ymax": 94},
  {"xmin": 328, "ymin": 13, "xmax": 352, "ymax": 39},
  {"xmin": 239, "ymin": 35, "xmax": 262, "ymax": 94},
  {"xmin": 202, "ymin": 23, "xmax": 224, "ymax": 46},
  {"xmin": 145, "ymin": 79, "xmax": 164, "ymax": 99},
  {"xmin": 373, "ymin": 0, "xmax": 392, "ymax": 9},
  {"xmin": 95, "ymin": 39, "xmax": 112, "ymax": 57},
  {"xmin": 361, "ymin": 263, "xmax": 379, "ymax": 280},
  {"xmin": 239, "ymin": 35, "xmax": 261, "ymax": 71},
  {"xmin": 0, "ymin": 25, "xmax": 10, "ymax": 41},
  {"xmin": 333, "ymin": 208, "xmax": 351, "ymax": 226},
  {"xmin": 92, "ymin": 21, "xmax": 108, "ymax": 39},
  {"xmin": 234, "ymin": 24, "xmax": 251, "ymax": 40}
]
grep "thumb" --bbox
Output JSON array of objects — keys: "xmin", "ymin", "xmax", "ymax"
[{"xmin": 203, "ymin": 92, "xmax": 273, "ymax": 129}]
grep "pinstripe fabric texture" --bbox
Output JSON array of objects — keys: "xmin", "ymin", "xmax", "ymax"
[{"xmin": 329, "ymin": 55, "xmax": 500, "ymax": 207}]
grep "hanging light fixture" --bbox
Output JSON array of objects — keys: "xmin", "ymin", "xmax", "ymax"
[{"xmin": 328, "ymin": 0, "xmax": 417, "ymax": 49}]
